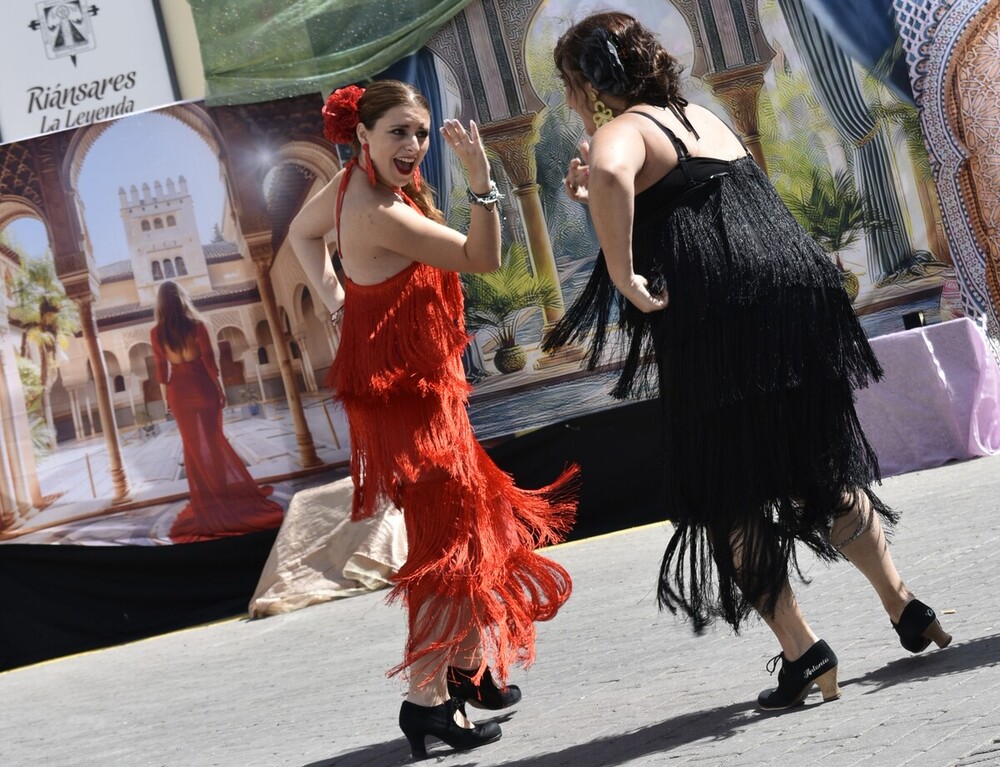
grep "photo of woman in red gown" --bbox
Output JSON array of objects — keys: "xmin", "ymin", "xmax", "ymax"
[{"xmin": 151, "ymin": 280, "xmax": 284, "ymax": 543}]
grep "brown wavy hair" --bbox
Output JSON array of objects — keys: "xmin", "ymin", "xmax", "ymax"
[
  {"xmin": 554, "ymin": 12, "xmax": 685, "ymax": 108},
  {"xmin": 351, "ymin": 80, "xmax": 444, "ymax": 224},
  {"xmin": 155, "ymin": 280, "xmax": 204, "ymax": 352}
]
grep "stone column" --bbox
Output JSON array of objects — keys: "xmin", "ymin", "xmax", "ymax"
[
  {"xmin": 249, "ymin": 238, "xmax": 321, "ymax": 468},
  {"xmin": 82, "ymin": 390, "xmax": 94, "ymax": 436},
  {"xmin": 703, "ymin": 64, "xmax": 770, "ymax": 173},
  {"xmin": 324, "ymin": 320, "xmax": 340, "ymax": 361},
  {"xmin": 671, "ymin": 0, "xmax": 775, "ymax": 171},
  {"xmin": 254, "ymin": 361, "xmax": 266, "ymax": 402},
  {"xmin": 480, "ymin": 113, "xmax": 589, "ymax": 369},
  {"xmin": 70, "ymin": 388, "xmax": 83, "ymax": 439},
  {"xmin": 126, "ymin": 375, "xmax": 137, "ymax": 423},
  {"xmin": 0, "ymin": 339, "xmax": 37, "ymax": 528},
  {"xmin": 76, "ymin": 297, "xmax": 131, "ymax": 503},
  {"xmin": 42, "ymin": 384, "xmax": 56, "ymax": 447},
  {"xmin": 0, "ymin": 410, "xmax": 18, "ymax": 531},
  {"xmin": 0, "ymin": 282, "xmax": 44, "ymax": 520},
  {"xmin": 915, "ymin": 175, "xmax": 952, "ymax": 263},
  {"xmin": 482, "ymin": 114, "xmax": 590, "ymax": 369},
  {"xmin": 296, "ymin": 335, "xmax": 318, "ymax": 392},
  {"xmin": 480, "ymin": 113, "xmax": 566, "ymax": 324}
]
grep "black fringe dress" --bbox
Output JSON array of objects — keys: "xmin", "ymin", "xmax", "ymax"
[{"xmin": 544, "ymin": 107, "xmax": 897, "ymax": 632}]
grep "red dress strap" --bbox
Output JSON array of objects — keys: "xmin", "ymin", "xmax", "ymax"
[
  {"xmin": 334, "ymin": 160, "xmax": 355, "ymax": 259},
  {"xmin": 396, "ymin": 188, "xmax": 424, "ymax": 215}
]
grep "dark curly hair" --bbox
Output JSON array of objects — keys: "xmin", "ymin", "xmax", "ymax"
[{"xmin": 554, "ymin": 12, "xmax": 685, "ymax": 109}]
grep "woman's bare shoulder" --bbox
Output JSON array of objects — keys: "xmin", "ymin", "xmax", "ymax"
[
  {"xmin": 335, "ymin": 188, "xmax": 420, "ymax": 280},
  {"xmin": 330, "ymin": 167, "xmax": 346, "ymax": 192},
  {"xmin": 313, "ymin": 171, "xmax": 344, "ymax": 206},
  {"xmin": 684, "ymin": 104, "xmax": 746, "ymax": 159}
]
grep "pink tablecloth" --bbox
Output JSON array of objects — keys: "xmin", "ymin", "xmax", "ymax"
[{"xmin": 854, "ymin": 318, "xmax": 1000, "ymax": 477}]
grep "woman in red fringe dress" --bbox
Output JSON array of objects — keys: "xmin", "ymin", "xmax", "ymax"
[
  {"xmin": 289, "ymin": 80, "xmax": 578, "ymax": 758},
  {"xmin": 151, "ymin": 280, "xmax": 284, "ymax": 543}
]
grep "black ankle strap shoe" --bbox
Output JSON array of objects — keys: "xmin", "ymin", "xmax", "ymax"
[
  {"xmin": 447, "ymin": 665, "xmax": 522, "ymax": 710},
  {"xmin": 757, "ymin": 639, "xmax": 842, "ymax": 710},
  {"xmin": 398, "ymin": 698, "xmax": 502, "ymax": 759}
]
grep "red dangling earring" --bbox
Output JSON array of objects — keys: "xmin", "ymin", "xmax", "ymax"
[
  {"xmin": 412, "ymin": 166, "xmax": 422, "ymax": 191},
  {"xmin": 362, "ymin": 143, "xmax": 377, "ymax": 187}
]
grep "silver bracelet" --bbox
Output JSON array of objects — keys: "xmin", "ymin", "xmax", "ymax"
[{"xmin": 467, "ymin": 180, "xmax": 504, "ymax": 209}]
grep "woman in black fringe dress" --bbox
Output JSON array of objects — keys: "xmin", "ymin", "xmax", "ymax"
[{"xmin": 545, "ymin": 11, "xmax": 952, "ymax": 709}]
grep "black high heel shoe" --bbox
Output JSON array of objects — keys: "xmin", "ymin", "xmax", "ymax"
[
  {"xmin": 398, "ymin": 698, "xmax": 501, "ymax": 759},
  {"xmin": 447, "ymin": 665, "xmax": 522, "ymax": 710},
  {"xmin": 892, "ymin": 599, "xmax": 952, "ymax": 653},
  {"xmin": 757, "ymin": 639, "xmax": 842, "ymax": 711}
]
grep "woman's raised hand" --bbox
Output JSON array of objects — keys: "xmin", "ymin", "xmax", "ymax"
[
  {"xmin": 440, "ymin": 118, "xmax": 491, "ymax": 189},
  {"xmin": 564, "ymin": 140, "xmax": 591, "ymax": 204}
]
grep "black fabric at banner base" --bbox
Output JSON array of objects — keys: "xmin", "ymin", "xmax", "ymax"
[
  {"xmin": 0, "ymin": 399, "xmax": 662, "ymax": 671},
  {"xmin": 0, "ymin": 529, "xmax": 278, "ymax": 672},
  {"xmin": 486, "ymin": 398, "xmax": 664, "ymax": 541}
]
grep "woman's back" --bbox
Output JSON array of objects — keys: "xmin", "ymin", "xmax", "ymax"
[
  {"xmin": 333, "ymin": 168, "xmax": 420, "ymax": 286},
  {"xmin": 156, "ymin": 322, "xmax": 204, "ymax": 364},
  {"xmin": 618, "ymin": 103, "xmax": 747, "ymax": 196},
  {"xmin": 152, "ymin": 321, "xmax": 218, "ymax": 384}
]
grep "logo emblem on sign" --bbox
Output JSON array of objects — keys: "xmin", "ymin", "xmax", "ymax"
[{"xmin": 28, "ymin": 1, "xmax": 99, "ymax": 66}]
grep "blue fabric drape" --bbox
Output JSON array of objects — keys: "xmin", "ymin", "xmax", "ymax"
[
  {"xmin": 374, "ymin": 50, "xmax": 446, "ymax": 202},
  {"xmin": 779, "ymin": 0, "xmax": 912, "ymax": 282},
  {"xmin": 802, "ymin": 0, "xmax": 913, "ymax": 104}
]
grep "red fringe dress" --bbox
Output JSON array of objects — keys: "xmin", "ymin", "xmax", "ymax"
[{"xmin": 327, "ymin": 161, "xmax": 578, "ymax": 682}]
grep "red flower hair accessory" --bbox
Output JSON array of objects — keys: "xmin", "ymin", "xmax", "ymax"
[{"xmin": 322, "ymin": 85, "xmax": 365, "ymax": 144}]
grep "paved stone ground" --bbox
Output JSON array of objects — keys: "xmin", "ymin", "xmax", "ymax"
[{"xmin": 2, "ymin": 453, "xmax": 998, "ymax": 767}]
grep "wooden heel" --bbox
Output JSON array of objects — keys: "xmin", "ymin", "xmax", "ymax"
[
  {"xmin": 924, "ymin": 619, "xmax": 952, "ymax": 649},
  {"xmin": 894, "ymin": 599, "xmax": 952, "ymax": 654},
  {"xmin": 815, "ymin": 667, "xmax": 842, "ymax": 702}
]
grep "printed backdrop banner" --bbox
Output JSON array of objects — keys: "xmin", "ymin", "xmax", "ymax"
[
  {"xmin": 0, "ymin": 0, "xmax": 967, "ymax": 670},
  {"xmin": 0, "ymin": 0, "xmax": 179, "ymax": 145},
  {"xmin": 0, "ymin": 0, "xmax": 952, "ymax": 546}
]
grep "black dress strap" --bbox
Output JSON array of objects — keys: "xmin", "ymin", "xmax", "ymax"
[
  {"xmin": 631, "ymin": 110, "xmax": 695, "ymax": 183},
  {"xmin": 631, "ymin": 110, "xmax": 690, "ymax": 156},
  {"xmin": 667, "ymin": 99, "xmax": 700, "ymax": 140},
  {"xmin": 633, "ymin": 107, "xmax": 753, "ymax": 168},
  {"xmin": 666, "ymin": 99, "xmax": 751, "ymax": 158}
]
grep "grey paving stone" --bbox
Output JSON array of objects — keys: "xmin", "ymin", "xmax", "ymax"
[{"xmin": 1, "ymin": 454, "xmax": 998, "ymax": 766}]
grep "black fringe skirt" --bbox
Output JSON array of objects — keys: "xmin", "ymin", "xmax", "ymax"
[{"xmin": 544, "ymin": 156, "xmax": 897, "ymax": 632}]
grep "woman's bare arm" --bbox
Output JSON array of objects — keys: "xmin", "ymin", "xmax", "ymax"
[
  {"xmin": 288, "ymin": 175, "xmax": 346, "ymax": 313},
  {"xmin": 587, "ymin": 118, "xmax": 669, "ymax": 313},
  {"xmin": 373, "ymin": 118, "xmax": 500, "ymax": 275}
]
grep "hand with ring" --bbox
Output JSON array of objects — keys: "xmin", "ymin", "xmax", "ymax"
[{"xmin": 440, "ymin": 118, "xmax": 491, "ymax": 191}]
